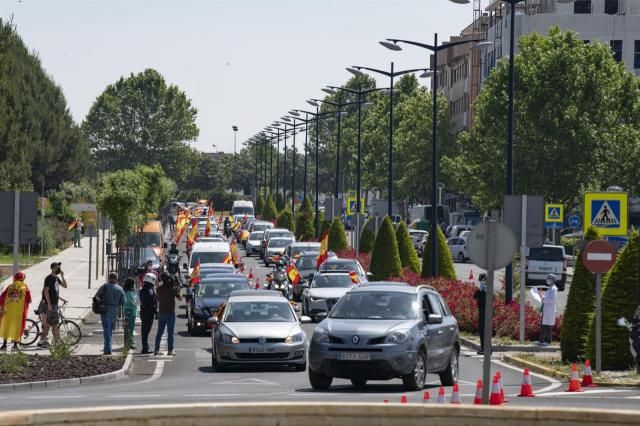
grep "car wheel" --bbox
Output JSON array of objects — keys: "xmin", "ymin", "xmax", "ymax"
[
  {"xmin": 294, "ymin": 362, "xmax": 307, "ymax": 372},
  {"xmin": 439, "ymin": 348, "xmax": 459, "ymax": 386},
  {"xmin": 350, "ymin": 378, "xmax": 367, "ymax": 388},
  {"xmin": 402, "ymin": 349, "xmax": 426, "ymax": 391},
  {"xmin": 458, "ymin": 252, "xmax": 465, "ymax": 263},
  {"xmin": 308, "ymin": 368, "xmax": 332, "ymax": 390}
]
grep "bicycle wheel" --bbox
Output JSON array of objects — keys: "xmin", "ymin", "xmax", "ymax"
[
  {"xmin": 20, "ymin": 319, "xmax": 40, "ymax": 346},
  {"xmin": 59, "ymin": 320, "xmax": 82, "ymax": 346}
]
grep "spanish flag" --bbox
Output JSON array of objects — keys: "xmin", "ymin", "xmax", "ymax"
[
  {"xmin": 348, "ymin": 271, "xmax": 359, "ymax": 284},
  {"xmin": 286, "ymin": 264, "xmax": 301, "ymax": 286},
  {"xmin": 175, "ymin": 211, "xmax": 189, "ymax": 243},
  {"xmin": 207, "ymin": 203, "xmax": 215, "ymax": 218},
  {"xmin": 240, "ymin": 230, "xmax": 250, "ymax": 242},
  {"xmin": 316, "ymin": 228, "xmax": 330, "ymax": 269},
  {"xmin": 242, "ymin": 213, "xmax": 248, "ymax": 223},
  {"xmin": 230, "ymin": 242, "xmax": 239, "ymax": 264},
  {"xmin": 68, "ymin": 219, "xmax": 77, "ymax": 231},
  {"xmin": 222, "ymin": 253, "xmax": 232, "ymax": 264},
  {"xmin": 205, "ymin": 216, "xmax": 212, "ymax": 237},
  {"xmin": 189, "ymin": 259, "xmax": 201, "ymax": 287},
  {"xmin": 187, "ymin": 221, "xmax": 198, "ymax": 246}
]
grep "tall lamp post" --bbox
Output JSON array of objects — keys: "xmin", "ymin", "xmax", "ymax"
[
  {"xmin": 347, "ymin": 63, "xmax": 429, "ymax": 218},
  {"xmin": 282, "ymin": 116, "xmax": 308, "ymax": 213},
  {"xmin": 289, "ymin": 111, "xmax": 313, "ymax": 204},
  {"xmin": 264, "ymin": 128, "xmax": 277, "ymax": 194},
  {"xmin": 382, "ymin": 36, "xmax": 491, "ymax": 277},
  {"xmin": 232, "ymin": 125, "xmax": 238, "ymax": 155}
]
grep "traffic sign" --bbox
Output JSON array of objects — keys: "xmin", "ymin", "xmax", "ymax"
[
  {"xmin": 582, "ymin": 240, "xmax": 617, "ymax": 273},
  {"xmin": 346, "ymin": 197, "xmax": 364, "ymax": 216},
  {"xmin": 584, "ymin": 192, "xmax": 628, "ymax": 236},
  {"xmin": 569, "ymin": 215, "xmax": 581, "ymax": 228},
  {"xmin": 467, "ymin": 222, "xmax": 518, "ymax": 270},
  {"xmin": 297, "ymin": 192, "xmax": 303, "ymax": 203},
  {"xmin": 545, "ymin": 204, "xmax": 563, "ymax": 223}
]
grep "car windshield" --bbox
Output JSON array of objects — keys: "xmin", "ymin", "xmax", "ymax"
[
  {"xmin": 290, "ymin": 245, "xmax": 319, "ymax": 257},
  {"xmin": 191, "ymin": 252, "xmax": 229, "ymax": 267},
  {"xmin": 268, "ymin": 239, "xmax": 292, "ymax": 248},
  {"xmin": 197, "ymin": 281, "xmax": 249, "ymax": 298},
  {"xmin": 253, "ymin": 223, "xmax": 272, "ymax": 232},
  {"xmin": 269, "ymin": 231, "xmax": 291, "ymax": 239},
  {"xmin": 232, "ymin": 207, "xmax": 254, "ymax": 215},
  {"xmin": 312, "ymin": 274, "xmax": 353, "ymax": 288},
  {"xmin": 321, "ymin": 261, "xmax": 357, "ymax": 273},
  {"xmin": 296, "ymin": 255, "xmax": 318, "ymax": 270},
  {"xmin": 224, "ymin": 301, "xmax": 295, "ymax": 322},
  {"xmin": 529, "ymin": 247, "xmax": 564, "ymax": 261},
  {"xmin": 330, "ymin": 292, "xmax": 419, "ymax": 320},
  {"xmin": 249, "ymin": 232, "xmax": 264, "ymax": 241},
  {"xmin": 202, "ymin": 267, "xmax": 235, "ymax": 275}
]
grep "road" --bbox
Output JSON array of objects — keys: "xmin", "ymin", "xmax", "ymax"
[{"xmin": 1, "ymin": 238, "xmax": 637, "ymax": 411}]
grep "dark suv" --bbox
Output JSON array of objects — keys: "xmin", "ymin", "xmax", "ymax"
[{"xmin": 308, "ymin": 282, "xmax": 460, "ymax": 391}]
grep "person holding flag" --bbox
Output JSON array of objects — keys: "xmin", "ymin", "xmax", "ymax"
[
  {"xmin": 189, "ymin": 259, "xmax": 201, "ymax": 288},
  {"xmin": 175, "ymin": 210, "xmax": 189, "ymax": 244},
  {"xmin": 316, "ymin": 229, "xmax": 330, "ymax": 269},
  {"xmin": 186, "ymin": 221, "xmax": 198, "ymax": 257},
  {"xmin": 230, "ymin": 241, "xmax": 239, "ymax": 265}
]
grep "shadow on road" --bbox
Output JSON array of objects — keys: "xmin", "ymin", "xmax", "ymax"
[{"xmin": 294, "ymin": 383, "xmax": 442, "ymax": 394}]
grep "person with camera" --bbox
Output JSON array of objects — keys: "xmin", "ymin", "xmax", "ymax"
[
  {"xmin": 95, "ymin": 272, "xmax": 125, "ymax": 355},
  {"xmin": 139, "ymin": 273, "xmax": 158, "ymax": 354},
  {"xmin": 37, "ymin": 262, "xmax": 68, "ymax": 348},
  {"xmin": 154, "ymin": 272, "xmax": 182, "ymax": 356}
]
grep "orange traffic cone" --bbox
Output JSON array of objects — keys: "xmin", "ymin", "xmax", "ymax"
[
  {"xmin": 518, "ymin": 368, "xmax": 535, "ymax": 397},
  {"xmin": 436, "ymin": 386, "xmax": 446, "ymax": 403},
  {"xmin": 255, "ymin": 278, "xmax": 260, "ymax": 290},
  {"xmin": 497, "ymin": 371, "xmax": 509, "ymax": 403},
  {"xmin": 490, "ymin": 375, "xmax": 503, "ymax": 405},
  {"xmin": 469, "ymin": 269, "xmax": 475, "ymax": 280},
  {"xmin": 383, "ymin": 400, "xmax": 389, "ymax": 403},
  {"xmin": 450, "ymin": 383, "xmax": 462, "ymax": 404},
  {"xmin": 566, "ymin": 363, "xmax": 584, "ymax": 392},
  {"xmin": 473, "ymin": 380, "xmax": 483, "ymax": 404},
  {"xmin": 422, "ymin": 391, "xmax": 430, "ymax": 404},
  {"xmin": 248, "ymin": 268, "xmax": 254, "ymax": 280},
  {"xmin": 400, "ymin": 395, "xmax": 407, "ymax": 404},
  {"xmin": 582, "ymin": 360, "xmax": 596, "ymax": 387}
]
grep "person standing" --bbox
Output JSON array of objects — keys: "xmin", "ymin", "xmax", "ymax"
[
  {"xmin": 473, "ymin": 273, "xmax": 487, "ymax": 355},
  {"xmin": 539, "ymin": 274, "xmax": 558, "ymax": 346},
  {"xmin": 139, "ymin": 273, "xmax": 157, "ymax": 354},
  {"xmin": 96, "ymin": 272, "xmax": 125, "ymax": 355},
  {"xmin": 0, "ymin": 272, "xmax": 32, "ymax": 351},
  {"xmin": 38, "ymin": 262, "xmax": 67, "ymax": 348},
  {"xmin": 154, "ymin": 272, "xmax": 182, "ymax": 356},
  {"xmin": 123, "ymin": 277, "xmax": 138, "ymax": 351}
]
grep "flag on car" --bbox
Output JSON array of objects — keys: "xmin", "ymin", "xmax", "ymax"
[
  {"xmin": 316, "ymin": 229, "xmax": 330, "ymax": 269},
  {"xmin": 175, "ymin": 212, "xmax": 189, "ymax": 243},
  {"xmin": 189, "ymin": 259, "xmax": 201, "ymax": 287},
  {"xmin": 67, "ymin": 219, "xmax": 77, "ymax": 231},
  {"xmin": 222, "ymin": 253, "xmax": 232, "ymax": 264},
  {"xmin": 187, "ymin": 221, "xmax": 198, "ymax": 246},
  {"xmin": 230, "ymin": 242, "xmax": 239, "ymax": 264},
  {"xmin": 286, "ymin": 264, "xmax": 301, "ymax": 286},
  {"xmin": 348, "ymin": 271, "xmax": 359, "ymax": 284},
  {"xmin": 205, "ymin": 216, "xmax": 212, "ymax": 237}
]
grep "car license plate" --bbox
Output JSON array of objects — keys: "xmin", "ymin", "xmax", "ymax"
[
  {"xmin": 339, "ymin": 352, "xmax": 371, "ymax": 361},
  {"xmin": 249, "ymin": 347, "xmax": 275, "ymax": 353}
]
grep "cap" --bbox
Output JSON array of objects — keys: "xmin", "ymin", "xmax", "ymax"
[
  {"xmin": 50, "ymin": 262, "xmax": 61, "ymax": 269},
  {"xmin": 143, "ymin": 273, "xmax": 157, "ymax": 284},
  {"xmin": 13, "ymin": 272, "xmax": 25, "ymax": 281}
]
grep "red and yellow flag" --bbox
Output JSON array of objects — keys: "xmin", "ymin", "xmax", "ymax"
[
  {"xmin": 242, "ymin": 213, "xmax": 248, "ymax": 223},
  {"xmin": 207, "ymin": 203, "xmax": 215, "ymax": 218},
  {"xmin": 189, "ymin": 259, "xmax": 201, "ymax": 287},
  {"xmin": 240, "ymin": 230, "xmax": 250, "ymax": 241},
  {"xmin": 205, "ymin": 216, "xmax": 212, "ymax": 237},
  {"xmin": 316, "ymin": 229, "xmax": 330, "ymax": 269},
  {"xmin": 175, "ymin": 211, "xmax": 189, "ymax": 243},
  {"xmin": 348, "ymin": 271, "xmax": 359, "ymax": 284},
  {"xmin": 187, "ymin": 221, "xmax": 198, "ymax": 246},
  {"xmin": 286, "ymin": 264, "xmax": 301, "ymax": 286},
  {"xmin": 230, "ymin": 242, "xmax": 239, "ymax": 264},
  {"xmin": 68, "ymin": 219, "xmax": 77, "ymax": 231},
  {"xmin": 222, "ymin": 253, "xmax": 232, "ymax": 264}
]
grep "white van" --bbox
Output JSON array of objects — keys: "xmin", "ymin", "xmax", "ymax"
[
  {"xmin": 231, "ymin": 200, "xmax": 254, "ymax": 216},
  {"xmin": 186, "ymin": 241, "xmax": 231, "ymax": 276},
  {"xmin": 525, "ymin": 245, "xmax": 567, "ymax": 291}
]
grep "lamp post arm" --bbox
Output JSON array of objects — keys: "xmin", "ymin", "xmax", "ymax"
[{"xmin": 352, "ymin": 66, "xmax": 392, "ymax": 77}]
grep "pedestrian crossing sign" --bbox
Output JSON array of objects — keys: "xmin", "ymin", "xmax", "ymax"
[
  {"xmin": 584, "ymin": 192, "xmax": 628, "ymax": 236},
  {"xmin": 545, "ymin": 204, "xmax": 563, "ymax": 223},
  {"xmin": 346, "ymin": 197, "xmax": 364, "ymax": 216}
]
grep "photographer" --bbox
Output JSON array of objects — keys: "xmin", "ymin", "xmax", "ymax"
[
  {"xmin": 37, "ymin": 262, "xmax": 68, "ymax": 348},
  {"xmin": 154, "ymin": 272, "xmax": 182, "ymax": 356}
]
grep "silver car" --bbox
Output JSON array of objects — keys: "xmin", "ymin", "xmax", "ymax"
[
  {"xmin": 245, "ymin": 231, "xmax": 264, "ymax": 256},
  {"xmin": 209, "ymin": 291, "xmax": 310, "ymax": 371},
  {"xmin": 264, "ymin": 237, "xmax": 294, "ymax": 266},
  {"xmin": 308, "ymin": 283, "xmax": 460, "ymax": 391},
  {"xmin": 301, "ymin": 271, "xmax": 357, "ymax": 321}
]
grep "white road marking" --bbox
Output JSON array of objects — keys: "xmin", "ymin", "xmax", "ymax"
[
  {"xmin": 27, "ymin": 395, "xmax": 86, "ymax": 399},
  {"xmin": 215, "ymin": 378, "xmax": 279, "ymax": 386},
  {"xmin": 535, "ymin": 389, "xmax": 630, "ymax": 397},
  {"xmin": 106, "ymin": 394, "xmax": 165, "ymax": 398},
  {"xmin": 184, "ymin": 394, "xmax": 244, "ymax": 397},
  {"xmin": 490, "ymin": 358, "xmax": 563, "ymax": 395},
  {"xmin": 625, "ymin": 395, "xmax": 640, "ymax": 399}
]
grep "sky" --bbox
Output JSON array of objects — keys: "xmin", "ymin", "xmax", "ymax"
[{"xmin": 1, "ymin": 0, "xmax": 472, "ymax": 153}]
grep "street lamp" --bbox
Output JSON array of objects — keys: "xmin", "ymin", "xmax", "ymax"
[
  {"xmin": 273, "ymin": 121, "xmax": 298, "ymax": 210},
  {"xmin": 382, "ymin": 35, "xmax": 491, "ymax": 278},
  {"xmin": 289, "ymin": 110, "xmax": 313, "ymax": 203},
  {"xmin": 347, "ymin": 63, "xmax": 430, "ymax": 218},
  {"xmin": 232, "ymin": 125, "xmax": 238, "ymax": 155},
  {"xmin": 282, "ymin": 115, "xmax": 308, "ymax": 213}
]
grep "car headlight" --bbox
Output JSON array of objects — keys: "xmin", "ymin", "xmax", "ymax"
[
  {"xmin": 309, "ymin": 296, "xmax": 325, "ymax": 303},
  {"xmin": 221, "ymin": 333, "xmax": 240, "ymax": 344},
  {"xmin": 285, "ymin": 332, "xmax": 305, "ymax": 344},
  {"xmin": 312, "ymin": 328, "xmax": 329, "ymax": 344},
  {"xmin": 385, "ymin": 330, "xmax": 411, "ymax": 344}
]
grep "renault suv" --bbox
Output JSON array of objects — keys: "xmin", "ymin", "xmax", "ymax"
[{"xmin": 308, "ymin": 283, "xmax": 460, "ymax": 391}]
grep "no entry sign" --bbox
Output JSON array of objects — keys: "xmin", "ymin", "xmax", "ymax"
[{"xmin": 582, "ymin": 240, "xmax": 617, "ymax": 273}]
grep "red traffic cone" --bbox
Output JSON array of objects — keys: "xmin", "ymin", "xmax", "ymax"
[
  {"xmin": 450, "ymin": 383, "xmax": 462, "ymax": 404},
  {"xmin": 518, "ymin": 368, "xmax": 535, "ymax": 397},
  {"xmin": 582, "ymin": 360, "xmax": 596, "ymax": 387},
  {"xmin": 400, "ymin": 395, "xmax": 407, "ymax": 404},
  {"xmin": 490, "ymin": 375, "xmax": 503, "ymax": 405},
  {"xmin": 566, "ymin": 363, "xmax": 584, "ymax": 392},
  {"xmin": 383, "ymin": 400, "xmax": 389, "ymax": 403},
  {"xmin": 422, "ymin": 391, "xmax": 430, "ymax": 404},
  {"xmin": 469, "ymin": 269, "xmax": 475, "ymax": 280},
  {"xmin": 248, "ymin": 268, "xmax": 254, "ymax": 280},
  {"xmin": 497, "ymin": 371, "xmax": 509, "ymax": 403},
  {"xmin": 255, "ymin": 278, "xmax": 260, "ymax": 290},
  {"xmin": 473, "ymin": 380, "xmax": 483, "ymax": 404},
  {"xmin": 436, "ymin": 386, "xmax": 446, "ymax": 403}
]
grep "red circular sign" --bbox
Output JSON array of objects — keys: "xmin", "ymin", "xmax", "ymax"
[{"xmin": 582, "ymin": 240, "xmax": 617, "ymax": 273}]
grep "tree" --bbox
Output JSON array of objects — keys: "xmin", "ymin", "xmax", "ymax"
[
  {"xmin": 47, "ymin": 181, "xmax": 97, "ymax": 222},
  {"xmin": 83, "ymin": 68, "xmax": 199, "ymax": 185},
  {"xmin": 396, "ymin": 222, "xmax": 421, "ymax": 273},
  {"xmin": 369, "ymin": 216, "xmax": 402, "ymax": 281},
  {"xmin": 276, "ymin": 208, "xmax": 294, "ymax": 232},
  {"xmin": 421, "ymin": 226, "xmax": 456, "ymax": 279},
  {"xmin": 586, "ymin": 232, "xmax": 640, "ymax": 370},
  {"xmin": 314, "ymin": 209, "xmax": 325, "ymax": 238},
  {"xmin": 255, "ymin": 193, "xmax": 265, "ymax": 218},
  {"xmin": 275, "ymin": 192, "xmax": 285, "ymax": 212},
  {"xmin": 359, "ymin": 218, "xmax": 376, "ymax": 254},
  {"xmin": 453, "ymin": 27, "xmax": 640, "ymax": 210},
  {"xmin": 561, "ymin": 226, "xmax": 599, "ymax": 362},
  {"xmin": 328, "ymin": 217, "xmax": 348, "ymax": 252},
  {"xmin": 295, "ymin": 197, "xmax": 314, "ymax": 241},
  {"xmin": 262, "ymin": 192, "xmax": 277, "ymax": 222}
]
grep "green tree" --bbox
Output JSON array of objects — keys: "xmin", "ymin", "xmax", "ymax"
[
  {"xmin": 295, "ymin": 197, "xmax": 314, "ymax": 241},
  {"xmin": 47, "ymin": 181, "xmax": 97, "ymax": 221},
  {"xmin": 276, "ymin": 208, "xmax": 295, "ymax": 232},
  {"xmin": 83, "ymin": 68, "xmax": 199, "ymax": 185},
  {"xmin": 328, "ymin": 217, "xmax": 348, "ymax": 252},
  {"xmin": 396, "ymin": 221, "xmax": 421, "ymax": 273},
  {"xmin": 421, "ymin": 226, "xmax": 456, "ymax": 279},
  {"xmin": 369, "ymin": 216, "xmax": 402, "ymax": 280},
  {"xmin": 262, "ymin": 192, "xmax": 277, "ymax": 222},
  {"xmin": 561, "ymin": 226, "xmax": 599, "ymax": 362},
  {"xmin": 587, "ymin": 232, "xmax": 640, "ymax": 370},
  {"xmin": 359, "ymin": 218, "xmax": 376, "ymax": 254},
  {"xmin": 314, "ymin": 209, "xmax": 325, "ymax": 238},
  {"xmin": 255, "ymin": 193, "xmax": 265, "ymax": 218},
  {"xmin": 275, "ymin": 192, "xmax": 285, "ymax": 212}
]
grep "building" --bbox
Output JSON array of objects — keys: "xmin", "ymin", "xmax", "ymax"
[{"xmin": 437, "ymin": 0, "xmax": 640, "ymax": 133}]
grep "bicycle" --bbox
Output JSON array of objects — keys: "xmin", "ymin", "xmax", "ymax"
[{"xmin": 20, "ymin": 300, "xmax": 82, "ymax": 347}]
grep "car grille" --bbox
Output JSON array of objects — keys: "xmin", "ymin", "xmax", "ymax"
[
  {"xmin": 236, "ymin": 352, "xmax": 290, "ymax": 359},
  {"xmin": 366, "ymin": 336, "xmax": 386, "ymax": 345},
  {"xmin": 240, "ymin": 338, "xmax": 286, "ymax": 343},
  {"xmin": 328, "ymin": 347, "xmax": 383, "ymax": 352},
  {"xmin": 328, "ymin": 335, "xmax": 344, "ymax": 344}
]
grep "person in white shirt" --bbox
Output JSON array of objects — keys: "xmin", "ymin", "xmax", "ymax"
[{"xmin": 539, "ymin": 274, "xmax": 558, "ymax": 346}]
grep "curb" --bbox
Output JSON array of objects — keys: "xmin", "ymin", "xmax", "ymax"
[
  {"xmin": 503, "ymin": 354, "xmax": 640, "ymax": 388},
  {"xmin": 0, "ymin": 352, "xmax": 133, "ymax": 393},
  {"xmin": 460, "ymin": 337, "xmax": 560, "ymax": 353}
]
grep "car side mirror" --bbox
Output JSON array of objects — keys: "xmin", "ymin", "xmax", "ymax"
[
  {"xmin": 366, "ymin": 272, "xmax": 373, "ymax": 278},
  {"xmin": 300, "ymin": 315, "xmax": 312, "ymax": 324},
  {"xmin": 427, "ymin": 314, "xmax": 443, "ymax": 324},
  {"xmin": 207, "ymin": 316, "xmax": 219, "ymax": 325}
]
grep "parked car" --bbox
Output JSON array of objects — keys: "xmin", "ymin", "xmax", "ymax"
[
  {"xmin": 301, "ymin": 271, "xmax": 357, "ymax": 321},
  {"xmin": 308, "ymin": 283, "xmax": 460, "ymax": 391},
  {"xmin": 449, "ymin": 225, "xmax": 473, "ymax": 238},
  {"xmin": 525, "ymin": 244, "xmax": 567, "ymax": 291},
  {"xmin": 447, "ymin": 237, "xmax": 469, "ymax": 263}
]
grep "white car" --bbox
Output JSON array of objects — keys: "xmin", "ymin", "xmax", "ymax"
[
  {"xmin": 301, "ymin": 272, "xmax": 357, "ymax": 321},
  {"xmin": 525, "ymin": 245, "xmax": 567, "ymax": 291},
  {"xmin": 447, "ymin": 236, "xmax": 469, "ymax": 263},
  {"xmin": 409, "ymin": 230, "xmax": 429, "ymax": 254}
]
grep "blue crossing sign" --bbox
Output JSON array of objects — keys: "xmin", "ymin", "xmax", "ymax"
[
  {"xmin": 583, "ymin": 192, "xmax": 628, "ymax": 236},
  {"xmin": 568, "ymin": 215, "xmax": 581, "ymax": 229}
]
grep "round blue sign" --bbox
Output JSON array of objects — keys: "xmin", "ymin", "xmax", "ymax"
[{"xmin": 569, "ymin": 215, "xmax": 581, "ymax": 228}]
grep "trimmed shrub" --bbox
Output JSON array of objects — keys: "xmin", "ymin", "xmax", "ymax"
[
  {"xmin": 295, "ymin": 197, "xmax": 314, "ymax": 241},
  {"xmin": 586, "ymin": 232, "xmax": 640, "ymax": 370},
  {"xmin": 561, "ymin": 226, "xmax": 599, "ymax": 362},
  {"xmin": 255, "ymin": 193, "xmax": 265, "ymax": 218},
  {"xmin": 328, "ymin": 217, "xmax": 348, "ymax": 252},
  {"xmin": 396, "ymin": 221, "xmax": 421, "ymax": 273},
  {"xmin": 421, "ymin": 225, "xmax": 456, "ymax": 279},
  {"xmin": 276, "ymin": 208, "xmax": 295, "ymax": 232},
  {"xmin": 359, "ymin": 217, "xmax": 376, "ymax": 254},
  {"xmin": 369, "ymin": 216, "xmax": 402, "ymax": 280},
  {"xmin": 262, "ymin": 192, "xmax": 278, "ymax": 222},
  {"xmin": 275, "ymin": 192, "xmax": 285, "ymax": 212},
  {"xmin": 314, "ymin": 209, "xmax": 325, "ymax": 238}
]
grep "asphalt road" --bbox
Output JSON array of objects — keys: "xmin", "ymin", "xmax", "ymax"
[{"xmin": 2, "ymin": 238, "xmax": 638, "ymax": 412}]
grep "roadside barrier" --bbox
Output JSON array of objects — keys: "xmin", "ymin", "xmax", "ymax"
[
  {"xmin": 566, "ymin": 363, "xmax": 584, "ymax": 393},
  {"xmin": 518, "ymin": 368, "xmax": 535, "ymax": 397}
]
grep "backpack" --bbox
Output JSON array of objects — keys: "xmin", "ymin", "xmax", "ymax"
[{"xmin": 92, "ymin": 285, "xmax": 107, "ymax": 315}]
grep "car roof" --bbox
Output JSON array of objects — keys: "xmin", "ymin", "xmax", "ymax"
[
  {"xmin": 270, "ymin": 236, "xmax": 294, "ymax": 241},
  {"xmin": 200, "ymin": 274, "xmax": 248, "ymax": 282},
  {"xmin": 290, "ymin": 242, "xmax": 320, "ymax": 247},
  {"xmin": 315, "ymin": 270, "xmax": 351, "ymax": 276},
  {"xmin": 324, "ymin": 258, "xmax": 356, "ymax": 264},
  {"xmin": 253, "ymin": 220, "xmax": 272, "ymax": 225},
  {"xmin": 267, "ymin": 228, "xmax": 291, "ymax": 233},
  {"xmin": 228, "ymin": 290, "xmax": 283, "ymax": 299},
  {"xmin": 191, "ymin": 241, "xmax": 230, "ymax": 252}
]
